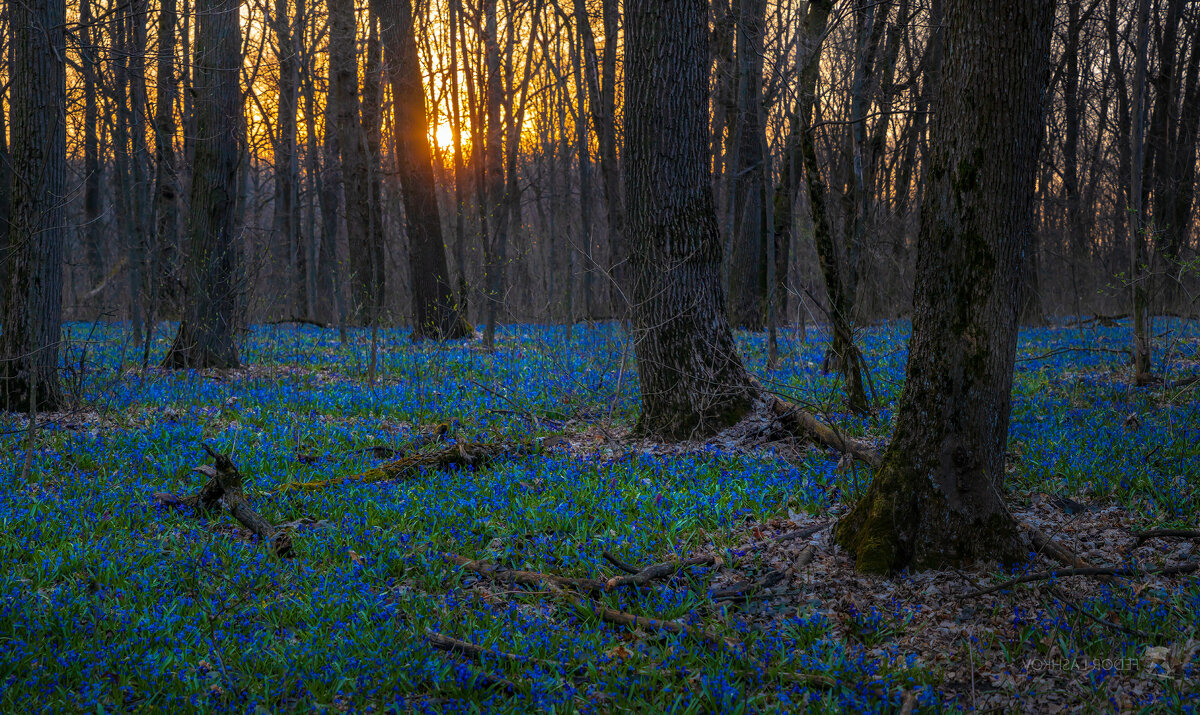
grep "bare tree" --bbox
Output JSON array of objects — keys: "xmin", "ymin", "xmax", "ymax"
[
  {"xmin": 329, "ymin": 0, "xmax": 380, "ymax": 323},
  {"xmin": 375, "ymin": 0, "xmax": 473, "ymax": 339},
  {"xmin": 162, "ymin": 0, "xmax": 244, "ymax": 368}
]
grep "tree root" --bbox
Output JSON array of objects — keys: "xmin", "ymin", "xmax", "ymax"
[
  {"xmin": 284, "ymin": 435, "xmax": 562, "ymax": 491},
  {"xmin": 156, "ymin": 447, "xmax": 293, "ymax": 557}
]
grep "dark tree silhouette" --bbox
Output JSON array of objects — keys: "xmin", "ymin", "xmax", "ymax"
[
  {"xmin": 836, "ymin": 0, "xmax": 1055, "ymax": 572},
  {"xmin": 374, "ymin": 0, "xmax": 473, "ymax": 340},
  {"xmin": 162, "ymin": 0, "xmax": 243, "ymax": 369}
]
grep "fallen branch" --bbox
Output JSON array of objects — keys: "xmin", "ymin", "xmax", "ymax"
[
  {"xmin": 285, "ymin": 435, "xmax": 561, "ymax": 491},
  {"xmin": 1132, "ymin": 528, "xmax": 1200, "ymax": 544},
  {"xmin": 427, "ymin": 630, "xmax": 566, "ymax": 672},
  {"xmin": 1027, "ymin": 527, "xmax": 1094, "ymax": 569},
  {"xmin": 1168, "ymin": 374, "xmax": 1200, "ymax": 390},
  {"xmin": 770, "ymin": 398, "xmax": 881, "ymax": 468},
  {"xmin": 962, "ymin": 561, "xmax": 1200, "ymax": 598},
  {"xmin": 602, "ymin": 551, "xmax": 640, "ymax": 575},
  {"xmin": 605, "ymin": 555, "xmax": 720, "ymax": 591},
  {"xmin": 542, "ymin": 580, "xmax": 739, "ymax": 649},
  {"xmin": 711, "ymin": 568, "xmax": 786, "ymax": 602},
  {"xmin": 1067, "ymin": 313, "xmax": 1128, "ymax": 327},
  {"xmin": 443, "ymin": 553, "xmax": 607, "ymax": 594},
  {"xmin": 1016, "ymin": 346, "xmax": 1132, "ymax": 363},
  {"xmin": 737, "ymin": 521, "xmax": 831, "ymax": 554}
]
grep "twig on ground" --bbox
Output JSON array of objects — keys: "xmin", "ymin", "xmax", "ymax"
[
  {"xmin": 962, "ymin": 561, "xmax": 1200, "ymax": 598},
  {"xmin": 1046, "ymin": 586, "xmax": 1151, "ymax": 638},
  {"xmin": 542, "ymin": 580, "xmax": 740, "ymax": 649},
  {"xmin": 285, "ymin": 435, "xmax": 561, "ymax": 491}
]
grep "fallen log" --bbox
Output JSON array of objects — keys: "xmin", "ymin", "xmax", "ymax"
[{"xmin": 284, "ymin": 435, "xmax": 562, "ymax": 491}]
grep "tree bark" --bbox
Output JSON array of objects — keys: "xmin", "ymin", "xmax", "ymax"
[
  {"xmin": 329, "ymin": 0, "xmax": 377, "ymax": 324},
  {"xmin": 1129, "ymin": 0, "xmax": 1152, "ymax": 382},
  {"xmin": 272, "ymin": 0, "xmax": 300, "ymax": 318},
  {"xmin": 771, "ymin": 0, "xmax": 834, "ymax": 331},
  {"xmin": 80, "ymin": 0, "xmax": 105, "ymax": 304},
  {"xmin": 151, "ymin": 0, "xmax": 179, "ymax": 333},
  {"xmin": 727, "ymin": 0, "xmax": 768, "ymax": 330},
  {"xmin": 835, "ymin": 0, "xmax": 1054, "ymax": 573},
  {"xmin": 1, "ymin": 0, "xmax": 66, "ymax": 411},
  {"xmin": 482, "ymin": 0, "xmax": 505, "ymax": 345},
  {"xmin": 800, "ymin": 77, "xmax": 870, "ymax": 413},
  {"xmin": 374, "ymin": 0, "xmax": 472, "ymax": 339},
  {"xmin": 576, "ymin": 0, "xmax": 626, "ymax": 313},
  {"xmin": 162, "ymin": 0, "xmax": 243, "ymax": 369},
  {"xmin": 624, "ymin": 0, "xmax": 758, "ymax": 439}
]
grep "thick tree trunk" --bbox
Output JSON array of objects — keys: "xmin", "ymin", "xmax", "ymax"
[
  {"xmin": 835, "ymin": 0, "xmax": 1054, "ymax": 573},
  {"xmin": 374, "ymin": 0, "xmax": 472, "ymax": 340},
  {"xmin": 162, "ymin": 0, "xmax": 243, "ymax": 369},
  {"xmin": 2, "ymin": 0, "xmax": 66, "ymax": 411},
  {"xmin": 624, "ymin": 0, "xmax": 758, "ymax": 439}
]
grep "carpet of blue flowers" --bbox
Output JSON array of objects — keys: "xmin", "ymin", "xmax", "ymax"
[{"xmin": 1, "ymin": 320, "xmax": 1197, "ymax": 712}]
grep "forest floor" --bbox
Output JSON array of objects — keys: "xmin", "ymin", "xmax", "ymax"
[{"xmin": 1, "ymin": 319, "xmax": 1198, "ymax": 712}]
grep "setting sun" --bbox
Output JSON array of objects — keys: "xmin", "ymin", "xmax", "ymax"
[{"xmin": 432, "ymin": 121, "xmax": 456, "ymax": 149}]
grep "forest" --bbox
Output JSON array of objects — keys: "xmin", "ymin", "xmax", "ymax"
[{"xmin": 1, "ymin": 0, "xmax": 1199, "ymax": 710}]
